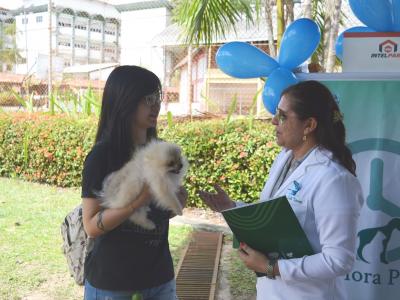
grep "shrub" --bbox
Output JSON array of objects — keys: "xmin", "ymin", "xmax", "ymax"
[
  {"xmin": 159, "ymin": 120, "xmax": 280, "ymax": 207},
  {"xmin": 0, "ymin": 113, "xmax": 279, "ymax": 207},
  {"xmin": 0, "ymin": 113, "xmax": 96, "ymax": 186}
]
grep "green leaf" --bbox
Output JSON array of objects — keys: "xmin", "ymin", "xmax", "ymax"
[
  {"xmin": 167, "ymin": 111, "xmax": 174, "ymax": 128},
  {"xmin": 248, "ymin": 87, "xmax": 262, "ymax": 130},
  {"xmin": 11, "ymin": 90, "xmax": 28, "ymax": 109},
  {"xmin": 131, "ymin": 292, "xmax": 143, "ymax": 300},
  {"xmin": 173, "ymin": 0, "xmax": 255, "ymax": 45},
  {"xmin": 226, "ymin": 93, "xmax": 238, "ymax": 125}
]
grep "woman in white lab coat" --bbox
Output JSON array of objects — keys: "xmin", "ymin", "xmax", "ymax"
[{"xmin": 199, "ymin": 80, "xmax": 364, "ymax": 300}]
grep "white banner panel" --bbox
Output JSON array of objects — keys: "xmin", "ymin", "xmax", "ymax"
[{"xmin": 343, "ymin": 32, "xmax": 400, "ymax": 72}]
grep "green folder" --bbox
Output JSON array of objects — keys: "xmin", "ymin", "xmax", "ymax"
[{"xmin": 221, "ymin": 196, "xmax": 314, "ymax": 259}]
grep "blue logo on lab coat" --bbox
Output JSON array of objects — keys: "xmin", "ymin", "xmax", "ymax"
[{"xmin": 287, "ymin": 181, "xmax": 302, "ymax": 203}]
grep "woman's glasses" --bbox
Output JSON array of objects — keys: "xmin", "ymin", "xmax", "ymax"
[
  {"xmin": 143, "ymin": 91, "xmax": 162, "ymax": 106},
  {"xmin": 274, "ymin": 109, "xmax": 287, "ymax": 125}
]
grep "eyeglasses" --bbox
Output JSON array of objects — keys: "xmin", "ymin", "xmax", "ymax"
[
  {"xmin": 274, "ymin": 109, "xmax": 287, "ymax": 125},
  {"xmin": 143, "ymin": 91, "xmax": 162, "ymax": 106}
]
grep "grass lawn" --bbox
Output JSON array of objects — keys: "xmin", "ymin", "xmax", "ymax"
[
  {"xmin": 0, "ymin": 178, "xmax": 192, "ymax": 300},
  {"xmin": 221, "ymin": 235, "xmax": 257, "ymax": 299},
  {"xmin": 229, "ymin": 249, "xmax": 257, "ymax": 299}
]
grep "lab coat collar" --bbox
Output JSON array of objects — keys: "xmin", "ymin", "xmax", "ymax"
[{"xmin": 266, "ymin": 146, "xmax": 333, "ymax": 199}]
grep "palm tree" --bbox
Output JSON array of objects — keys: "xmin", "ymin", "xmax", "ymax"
[
  {"xmin": 309, "ymin": 0, "xmax": 343, "ymax": 72},
  {"xmin": 264, "ymin": 0, "xmax": 277, "ymax": 57},
  {"xmin": 172, "ymin": 0, "xmax": 255, "ymax": 46},
  {"xmin": 276, "ymin": 0, "xmax": 285, "ymax": 48},
  {"xmin": 173, "ymin": 0, "xmax": 320, "ymax": 58},
  {"xmin": 302, "ymin": 0, "xmax": 312, "ymax": 18},
  {"xmin": 173, "ymin": 0, "xmax": 344, "ymax": 73},
  {"xmin": 325, "ymin": 0, "xmax": 342, "ymax": 72},
  {"xmin": 173, "ymin": 0, "xmax": 282, "ymax": 57}
]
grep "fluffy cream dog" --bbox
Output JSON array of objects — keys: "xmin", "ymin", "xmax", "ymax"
[{"xmin": 100, "ymin": 140, "xmax": 188, "ymax": 230}]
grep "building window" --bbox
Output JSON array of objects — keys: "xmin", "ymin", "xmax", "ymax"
[
  {"xmin": 58, "ymin": 20, "xmax": 72, "ymax": 27},
  {"xmin": 90, "ymin": 44, "xmax": 101, "ymax": 51},
  {"xmin": 22, "ymin": 18, "xmax": 28, "ymax": 24},
  {"xmin": 90, "ymin": 27, "xmax": 101, "ymax": 33},
  {"xmin": 104, "ymin": 48, "xmax": 115, "ymax": 54},
  {"xmin": 104, "ymin": 26, "xmax": 116, "ymax": 36},
  {"xmin": 58, "ymin": 40, "xmax": 71, "ymax": 47},
  {"xmin": 75, "ymin": 24, "xmax": 87, "ymax": 30},
  {"xmin": 74, "ymin": 42, "xmax": 87, "ymax": 49},
  {"xmin": 104, "ymin": 29, "xmax": 115, "ymax": 35},
  {"xmin": 36, "ymin": 16, "xmax": 43, "ymax": 23}
]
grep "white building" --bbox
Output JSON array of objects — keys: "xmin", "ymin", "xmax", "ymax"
[
  {"xmin": 13, "ymin": 0, "xmax": 120, "ymax": 78},
  {"xmin": 117, "ymin": 1, "xmax": 172, "ymax": 82},
  {"xmin": 11, "ymin": 0, "xmax": 172, "ymax": 81}
]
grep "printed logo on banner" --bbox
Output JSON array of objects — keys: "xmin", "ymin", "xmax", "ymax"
[
  {"xmin": 379, "ymin": 40, "xmax": 398, "ymax": 54},
  {"xmin": 371, "ymin": 40, "xmax": 400, "ymax": 58},
  {"xmin": 346, "ymin": 138, "xmax": 400, "ymax": 286}
]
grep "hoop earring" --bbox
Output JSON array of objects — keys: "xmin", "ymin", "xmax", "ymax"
[{"xmin": 303, "ymin": 135, "xmax": 307, "ymax": 142}]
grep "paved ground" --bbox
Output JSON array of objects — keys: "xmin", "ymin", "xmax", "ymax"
[{"xmin": 170, "ymin": 213, "xmax": 232, "ymax": 234}]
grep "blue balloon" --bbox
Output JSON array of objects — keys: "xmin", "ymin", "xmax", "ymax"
[
  {"xmin": 349, "ymin": 0, "xmax": 393, "ymax": 31},
  {"xmin": 278, "ymin": 18, "xmax": 321, "ymax": 70},
  {"xmin": 335, "ymin": 26, "xmax": 374, "ymax": 60},
  {"xmin": 216, "ymin": 42, "xmax": 279, "ymax": 78},
  {"xmin": 262, "ymin": 68, "xmax": 298, "ymax": 115}
]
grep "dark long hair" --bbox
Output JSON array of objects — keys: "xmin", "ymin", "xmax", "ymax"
[
  {"xmin": 95, "ymin": 65, "xmax": 161, "ymax": 169},
  {"xmin": 282, "ymin": 80, "xmax": 356, "ymax": 176}
]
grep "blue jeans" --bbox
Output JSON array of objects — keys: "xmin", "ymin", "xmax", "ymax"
[{"xmin": 84, "ymin": 279, "xmax": 178, "ymax": 300}]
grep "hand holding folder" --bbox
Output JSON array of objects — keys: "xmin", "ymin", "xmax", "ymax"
[{"xmin": 221, "ymin": 196, "xmax": 314, "ymax": 259}]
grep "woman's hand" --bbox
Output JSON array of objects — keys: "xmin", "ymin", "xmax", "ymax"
[
  {"xmin": 198, "ymin": 184, "xmax": 235, "ymax": 212},
  {"xmin": 168, "ymin": 186, "xmax": 188, "ymax": 218},
  {"xmin": 238, "ymin": 243, "xmax": 269, "ymax": 274},
  {"xmin": 129, "ymin": 183, "xmax": 152, "ymax": 211},
  {"xmin": 82, "ymin": 184, "xmax": 153, "ymax": 238}
]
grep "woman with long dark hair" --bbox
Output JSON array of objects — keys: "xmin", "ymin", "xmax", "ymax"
[
  {"xmin": 199, "ymin": 80, "xmax": 363, "ymax": 299},
  {"xmin": 82, "ymin": 65, "xmax": 187, "ymax": 300}
]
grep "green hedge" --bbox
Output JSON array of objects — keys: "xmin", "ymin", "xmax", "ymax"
[
  {"xmin": 0, "ymin": 113, "xmax": 280, "ymax": 207},
  {"xmin": 0, "ymin": 113, "xmax": 96, "ymax": 187}
]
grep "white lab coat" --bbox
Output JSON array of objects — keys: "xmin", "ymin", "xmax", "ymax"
[{"xmin": 256, "ymin": 147, "xmax": 363, "ymax": 300}]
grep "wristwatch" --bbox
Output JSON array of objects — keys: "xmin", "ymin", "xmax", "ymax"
[{"xmin": 266, "ymin": 258, "xmax": 277, "ymax": 280}]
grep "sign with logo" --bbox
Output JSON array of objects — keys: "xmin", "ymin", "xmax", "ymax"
[
  {"xmin": 343, "ymin": 32, "xmax": 400, "ymax": 72},
  {"xmin": 324, "ymin": 80, "xmax": 400, "ymax": 300}
]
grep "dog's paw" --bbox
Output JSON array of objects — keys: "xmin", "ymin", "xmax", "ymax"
[
  {"xmin": 140, "ymin": 220, "xmax": 156, "ymax": 230},
  {"xmin": 129, "ymin": 210, "xmax": 156, "ymax": 230}
]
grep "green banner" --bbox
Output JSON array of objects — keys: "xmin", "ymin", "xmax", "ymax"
[{"xmin": 324, "ymin": 80, "xmax": 400, "ymax": 300}]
